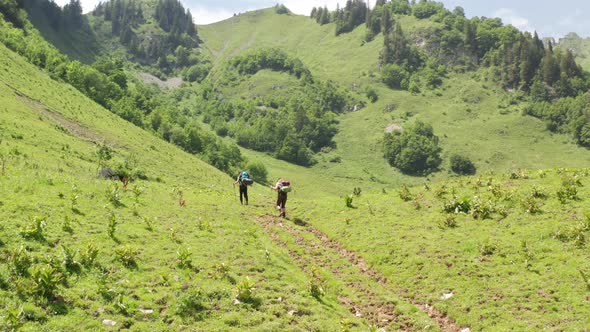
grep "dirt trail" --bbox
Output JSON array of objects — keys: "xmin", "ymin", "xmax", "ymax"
[{"xmin": 255, "ymin": 215, "xmax": 463, "ymax": 331}]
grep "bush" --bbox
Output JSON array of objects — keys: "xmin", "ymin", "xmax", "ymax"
[
  {"xmin": 344, "ymin": 194, "xmax": 354, "ymax": 208},
  {"xmin": 399, "ymin": 184, "xmax": 413, "ymax": 201},
  {"xmin": 382, "ymin": 64, "xmax": 409, "ymax": 89},
  {"xmin": 176, "ymin": 289, "xmax": 206, "ymax": 318},
  {"xmin": 450, "ymin": 154, "xmax": 476, "ymax": 175},
  {"xmin": 383, "ymin": 121, "xmax": 442, "ymax": 175},
  {"xmin": 443, "ymin": 196, "xmax": 471, "ymax": 214},
  {"xmin": 246, "ymin": 161, "xmax": 268, "ymax": 184},
  {"xmin": 365, "ymin": 87, "xmax": 378, "ymax": 103}
]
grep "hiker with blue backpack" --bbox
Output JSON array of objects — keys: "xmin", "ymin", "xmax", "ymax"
[
  {"xmin": 271, "ymin": 178, "xmax": 291, "ymax": 218},
  {"xmin": 234, "ymin": 170, "xmax": 253, "ymax": 205}
]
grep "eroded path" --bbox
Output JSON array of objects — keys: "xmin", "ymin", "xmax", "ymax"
[{"xmin": 256, "ymin": 215, "xmax": 464, "ymax": 331}]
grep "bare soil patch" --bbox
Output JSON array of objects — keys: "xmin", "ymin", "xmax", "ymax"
[
  {"xmin": 137, "ymin": 73, "xmax": 183, "ymax": 89},
  {"xmin": 385, "ymin": 123, "xmax": 403, "ymax": 133},
  {"xmin": 255, "ymin": 214, "xmax": 464, "ymax": 331}
]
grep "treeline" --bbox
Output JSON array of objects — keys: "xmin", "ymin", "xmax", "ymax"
[
  {"xmin": 204, "ymin": 48, "xmax": 355, "ymax": 166},
  {"xmin": 525, "ymin": 92, "xmax": 590, "ymax": 147},
  {"xmin": 21, "ymin": 0, "xmax": 85, "ymax": 30},
  {"xmin": 310, "ymin": 0, "xmax": 367, "ymax": 35},
  {"xmin": 316, "ymin": 0, "xmax": 589, "ymax": 101},
  {"xmin": 92, "ymin": 0, "xmax": 200, "ymax": 70},
  {"xmin": 485, "ymin": 34, "xmax": 586, "ymax": 98},
  {"xmin": 228, "ymin": 48, "xmax": 311, "ymax": 80},
  {"xmin": 0, "ymin": 11, "xmax": 243, "ymax": 175}
]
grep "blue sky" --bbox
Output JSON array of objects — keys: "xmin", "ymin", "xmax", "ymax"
[{"xmin": 58, "ymin": 0, "xmax": 590, "ymax": 39}]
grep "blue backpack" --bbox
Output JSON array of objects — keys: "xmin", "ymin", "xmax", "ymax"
[{"xmin": 241, "ymin": 171, "xmax": 253, "ymax": 185}]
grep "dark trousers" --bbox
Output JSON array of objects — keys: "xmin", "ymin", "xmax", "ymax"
[
  {"xmin": 239, "ymin": 185, "xmax": 248, "ymax": 205},
  {"xmin": 276, "ymin": 192, "xmax": 287, "ymax": 217}
]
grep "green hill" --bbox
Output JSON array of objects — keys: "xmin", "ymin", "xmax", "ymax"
[
  {"xmin": 199, "ymin": 8, "xmax": 590, "ymax": 189},
  {"xmin": 2, "ymin": 1, "xmax": 590, "ymax": 330},
  {"xmin": 0, "ymin": 42, "xmax": 377, "ymax": 330}
]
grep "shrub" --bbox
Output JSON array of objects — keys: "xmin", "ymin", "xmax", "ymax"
[
  {"xmin": 114, "ymin": 245, "xmax": 139, "ymax": 268},
  {"xmin": 479, "ymin": 242, "xmax": 498, "ymax": 256},
  {"xmin": 450, "ymin": 154, "xmax": 476, "ymax": 175},
  {"xmin": 10, "ymin": 245, "xmax": 32, "ymax": 276},
  {"xmin": 443, "ymin": 196, "xmax": 471, "ymax": 214},
  {"xmin": 31, "ymin": 265, "xmax": 63, "ymax": 299},
  {"xmin": 353, "ymin": 187, "xmax": 362, "ymax": 196},
  {"xmin": 557, "ymin": 183, "xmax": 578, "ymax": 204},
  {"xmin": 246, "ymin": 161, "xmax": 268, "ymax": 185},
  {"xmin": 365, "ymin": 87, "xmax": 378, "ymax": 103},
  {"xmin": 62, "ymin": 216, "xmax": 76, "ymax": 233},
  {"xmin": 382, "ymin": 64, "xmax": 409, "ymax": 89},
  {"xmin": 79, "ymin": 243, "xmax": 99, "ymax": 268},
  {"xmin": 177, "ymin": 247, "xmax": 193, "ymax": 269},
  {"xmin": 521, "ymin": 195, "xmax": 542, "ymax": 214},
  {"xmin": 471, "ymin": 196, "xmax": 494, "ymax": 220},
  {"xmin": 61, "ymin": 245, "xmax": 81, "ymax": 273},
  {"xmin": 105, "ymin": 183, "xmax": 123, "ymax": 206},
  {"xmin": 383, "ymin": 121, "xmax": 442, "ymax": 175},
  {"xmin": 438, "ymin": 214, "xmax": 457, "ymax": 229},
  {"xmin": 20, "ymin": 215, "xmax": 47, "ymax": 240},
  {"xmin": 399, "ymin": 184, "xmax": 413, "ymax": 201},
  {"xmin": 344, "ymin": 194, "xmax": 354, "ymax": 208},
  {"xmin": 236, "ymin": 277, "xmax": 256, "ymax": 303},
  {"xmin": 176, "ymin": 289, "xmax": 207, "ymax": 318},
  {"xmin": 309, "ymin": 268, "xmax": 326, "ymax": 299},
  {"xmin": 107, "ymin": 212, "xmax": 117, "ymax": 239}
]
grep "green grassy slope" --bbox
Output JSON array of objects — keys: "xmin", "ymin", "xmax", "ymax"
[
  {"xmin": 200, "ymin": 9, "xmax": 590, "ymax": 190},
  {"xmin": 0, "ymin": 42, "xmax": 388, "ymax": 330},
  {"xmin": 301, "ymin": 168, "xmax": 590, "ymax": 330},
  {"xmin": 200, "ymin": 8, "xmax": 382, "ymax": 87}
]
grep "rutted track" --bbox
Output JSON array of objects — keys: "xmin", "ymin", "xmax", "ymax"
[{"xmin": 256, "ymin": 215, "xmax": 464, "ymax": 331}]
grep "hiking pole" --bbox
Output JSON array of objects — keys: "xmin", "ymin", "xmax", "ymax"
[{"xmin": 233, "ymin": 183, "xmax": 239, "ymax": 202}]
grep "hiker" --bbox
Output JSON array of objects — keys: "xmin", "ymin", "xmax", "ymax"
[
  {"xmin": 234, "ymin": 170, "xmax": 253, "ymax": 205},
  {"xmin": 271, "ymin": 178, "xmax": 291, "ymax": 218}
]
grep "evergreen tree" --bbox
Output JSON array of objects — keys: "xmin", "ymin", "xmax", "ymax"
[
  {"xmin": 561, "ymin": 49, "xmax": 580, "ymax": 79},
  {"xmin": 541, "ymin": 44, "xmax": 559, "ymax": 86},
  {"xmin": 390, "ymin": 22, "xmax": 408, "ymax": 66},
  {"xmin": 381, "ymin": 6, "xmax": 392, "ymax": 35}
]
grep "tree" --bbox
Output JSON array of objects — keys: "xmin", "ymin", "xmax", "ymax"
[
  {"xmin": 381, "ymin": 6, "xmax": 392, "ymax": 35},
  {"xmin": 246, "ymin": 161, "xmax": 268, "ymax": 184},
  {"xmin": 450, "ymin": 154, "xmax": 476, "ymax": 175},
  {"xmin": 383, "ymin": 121, "xmax": 442, "ymax": 175},
  {"xmin": 381, "ymin": 63, "xmax": 409, "ymax": 89},
  {"xmin": 541, "ymin": 46, "xmax": 559, "ymax": 86}
]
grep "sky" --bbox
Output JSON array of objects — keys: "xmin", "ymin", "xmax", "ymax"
[{"xmin": 55, "ymin": 0, "xmax": 590, "ymax": 39}]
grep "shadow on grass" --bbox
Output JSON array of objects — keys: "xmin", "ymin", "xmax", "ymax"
[
  {"xmin": 292, "ymin": 218, "xmax": 308, "ymax": 227},
  {"xmin": 71, "ymin": 208, "xmax": 85, "ymax": 216}
]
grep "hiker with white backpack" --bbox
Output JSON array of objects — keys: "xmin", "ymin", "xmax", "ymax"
[
  {"xmin": 234, "ymin": 170, "xmax": 253, "ymax": 205},
  {"xmin": 271, "ymin": 178, "xmax": 291, "ymax": 218}
]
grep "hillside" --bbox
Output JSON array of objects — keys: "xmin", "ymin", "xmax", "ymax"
[
  {"xmin": 0, "ymin": 42, "xmax": 383, "ymax": 330},
  {"xmin": 199, "ymin": 8, "xmax": 590, "ymax": 189},
  {"xmin": 3, "ymin": 1, "xmax": 590, "ymax": 330}
]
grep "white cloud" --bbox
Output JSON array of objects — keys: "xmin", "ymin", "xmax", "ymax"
[
  {"xmin": 192, "ymin": 0, "xmax": 371, "ymax": 24},
  {"xmin": 53, "ymin": 0, "xmax": 101, "ymax": 13},
  {"xmin": 493, "ymin": 8, "xmax": 534, "ymax": 33},
  {"xmin": 190, "ymin": 6, "xmax": 236, "ymax": 25},
  {"xmin": 281, "ymin": 0, "xmax": 350, "ymax": 16}
]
